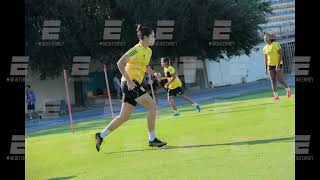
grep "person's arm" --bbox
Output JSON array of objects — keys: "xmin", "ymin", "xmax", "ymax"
[
  {"xmin": 277, "ymin": 48, "xmax": 283, "ymax": 70},
  {"xmin": 117, "ymin": 54, "xmax": 136, "ymax": 90},
  {"xmin": 275, "ymin": 43, "xmax": 282, "ymax": 71},
  {"xmin": 165, "ymin": 73, "xmax": 177, "ymax": 87},
  {"xmin": 145, "ymin": 66, "xmax": 161, "ymax": 80},
  {"xmin": 164, "ymin": 66, "xmax": 178, "ymax": 88},
  {"xmin": 264, "ymin": 54, "xmax": 268, "ymax": 75}
]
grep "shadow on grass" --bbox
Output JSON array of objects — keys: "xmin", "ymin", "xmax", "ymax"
[
  {"xmin": 47, "ymin": 176, "xmax": 77, "ymax": 180},
  {"xmin": 106, "ymin": 136, "xmax": 294, "ymax": 155}
]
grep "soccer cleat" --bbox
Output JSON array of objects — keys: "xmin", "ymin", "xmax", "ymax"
[
  {"xmin": 274, "ymin": 96, "xmax": 280, "ymax": 101},
  {"xmin": 149, "ymin": 138, "xmax": 167, "ymax": 147},
  {"xmin": 196, "ymin": 104, "xmax": 201, "ymax": 112},
  {"xmin": 173, "ymin": 110, "xmax": 180, "ymax": 116},
  {"xmin": 286, "ymin": 90, "xmax": 291, "ymax": 98},
  {"xmin": 95, "ymin": 133, "xmax": 103, "ymax": 152}
]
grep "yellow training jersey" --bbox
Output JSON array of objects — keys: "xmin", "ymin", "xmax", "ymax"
[
  {"xmin": 164, "ymin": 65, "xmax": 182, "ymax": 90},
  {"xmin": 123, "ymin": 43, "xmax": 152, "ymax": 84},
  {"xmin": 263, "ymin": 41, "xmax": 281, "ymax": 66}
]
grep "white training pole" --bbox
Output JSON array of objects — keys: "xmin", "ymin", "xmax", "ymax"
[
  {"xmin": 103, "ymin": 64, "xmax": 115, "ymax": 118},
  {"xmin": 148, "ymin": 73, "xmax": 159, "ymax": 119},
  {"xmin": 63, "ymin": 69, "xmax": 74, "ymax": 133},
  {"xmin": 148, "ymin": 73, "xmax": 156, "ymax": 104}
]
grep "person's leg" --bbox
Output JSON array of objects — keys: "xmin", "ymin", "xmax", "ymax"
[
  {"xmin": 167, "ymin": 95, "xmax": 180, "ymax": 116},
  {"xmin": 27, "ymin": 104, "xmax": 33, "ymax": 120},
  {"xmin": 100, "ymin": 102, "xmax": 135, "ymax": 138},
  {"xmin": 180, "ymin": 94, "xmax": 194, "ymax": 104},
  {"xmin": 95, "ymin": 102, "xmax": 135, "ymax": 152},
  {"xmin": 167, "ymin": 95, "xmax": 177, "ymax": 111},
  {"xmin": 276, "ymin": 69, "xmax": 289, "ymax": 88},
  {"xmin": 31, "ymin": 110, "xmax": 36, "ymax": 120},
  {"xmin": 276, "ymin": 69, "xmax": 291, "ymax": 97},
  {"xmin": 95, "ymin": 80, "xmax": 138, "ymax": 152},
  {"xmin": 167, "ymin": 89, "xmax": 180, "ymax": 115},
  {"xmin": 179, "ymin": 89, "xmax": 200, "ymax": 112},
  {"xmin": 269, "ymin": 69, "xmax": 279, "ymax": 99},
  {"xmin": 135, "ymin": 93, "xmax": 167, "ymax": 147},
  {"xmin": 28, "ymin": 110, "xmax": 33, "ymax": 120},
  {"xmin": 136, "ymin": 93, "xmax": 157, "ymax": 133}
]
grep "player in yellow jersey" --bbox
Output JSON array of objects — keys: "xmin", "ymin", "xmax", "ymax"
[
  {"xmin": 95, "ymin": 25, "xmax": 167, "ymax": 152},
  {"xmin": 263, "ymin": 33, "xmax": 291, "ymax": 101},
  {"xmin": 160, "ymin": 57, "xmax": 200, "ymax": 116}
]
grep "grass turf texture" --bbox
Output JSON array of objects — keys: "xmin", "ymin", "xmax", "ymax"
[{"xmin": 26, "ymin": 88, "xmax": 295, "ymax": 180}]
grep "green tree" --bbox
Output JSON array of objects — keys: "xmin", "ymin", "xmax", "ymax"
[{"xmin": 26, "ymin": 0, "xmax": 271, "ymax": 105}]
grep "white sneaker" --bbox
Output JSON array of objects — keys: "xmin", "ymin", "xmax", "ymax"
[
  {"xmin": 192, "ymin": 103, "xmax": 201, "ymax": 112},
  {"xmin": 196, "ymin": 104, "xmax": 200, "ymax": 112},
  {"xmin": 173, "ymin": 110, "xmax": 180, "ymax": 116}
]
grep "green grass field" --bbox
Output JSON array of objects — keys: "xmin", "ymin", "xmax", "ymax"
[{"xmin": 26, "ymin": 88, "xmax": 295, "ymax": 180}]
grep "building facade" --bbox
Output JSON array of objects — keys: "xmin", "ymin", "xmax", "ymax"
[{"xmin": 260, "ymin": 0, "xmax": 295, "ymax": 39}]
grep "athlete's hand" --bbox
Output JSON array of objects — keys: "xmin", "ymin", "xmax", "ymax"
[
  {"xmin": 275, "ymin": 65, "xmax": 280, "ymax": 72},
  {"xmin": 164, "ymin": 83, "xmax": 169, "ymax": 89},
  {"xmin": 127, "ymin": 80, "xmax": 136, "ymax": 90},
  {"xmin": 154, "ymin": 72, "xmax": 162, "ymax": 81}
]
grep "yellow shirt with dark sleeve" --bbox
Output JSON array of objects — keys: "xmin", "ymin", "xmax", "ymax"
[
  {"xmin": 123, "ymin": 43, "xmax": 152, "ymax": 84},
  {"xmin": 263, "ymin": 41, "xmax": 282, "ymax": 66},
  {"xmin": 164, "ymin": 65, "xmax": 182, "ymax": 90}
]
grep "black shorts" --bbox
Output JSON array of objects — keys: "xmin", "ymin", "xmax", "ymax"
[
  {"xmin": 268, "ymin": 64, "xmax": 283, "ymax": 70},
  {"xmin": 121, "ymin": 80, "xmax": 146, "ymax": 106},
  {"xmin": 27, "ymin": 104, "xmax": 35, "ymax": 110},
  {"xmin": 167, "ymin": 86, "xmax": 184, "ymax": 97}
]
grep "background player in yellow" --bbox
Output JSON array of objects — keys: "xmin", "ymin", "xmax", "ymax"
[
  {"xmin": 263, "ymin": 33, "xmax": 291, "ymax": 101},
  {"xmin": 95, "ymin": 25, "xmax": 167, "ymax": 152},
  {"xmin": 160, "ymin": 57, "xmax": 200, "ymax": 116}
]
